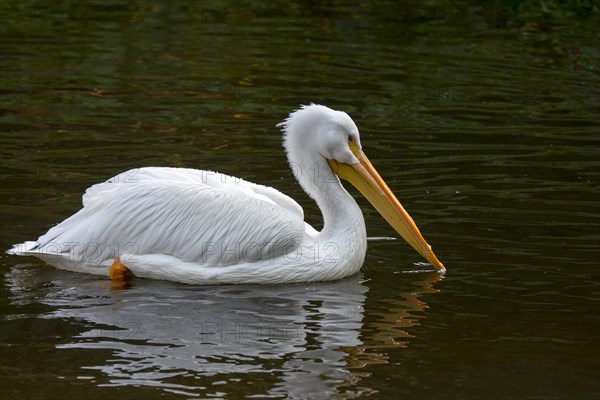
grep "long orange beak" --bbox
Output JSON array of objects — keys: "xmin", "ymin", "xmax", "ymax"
[{"xmin": 328, "ymin": 142, "xmax": 445, "ymax": 272}]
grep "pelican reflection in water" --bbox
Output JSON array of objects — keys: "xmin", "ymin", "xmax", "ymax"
[{"xmin": 5, "ymin": 264, "xmax": 442, "ymax": 398}]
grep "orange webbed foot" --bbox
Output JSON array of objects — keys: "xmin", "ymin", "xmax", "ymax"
[{"xmin": 109, "ymin": 257, "xmax": 130, "ymax": 281}]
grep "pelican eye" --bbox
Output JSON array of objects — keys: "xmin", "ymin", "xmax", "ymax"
[{"xmin": 348, "ymin": 135, "xmax": 354, "ymax": 143}]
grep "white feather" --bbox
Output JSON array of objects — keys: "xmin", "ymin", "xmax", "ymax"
[{"xmin": 8, "ymin": 105, "xmax": 371, "ymax": 284}]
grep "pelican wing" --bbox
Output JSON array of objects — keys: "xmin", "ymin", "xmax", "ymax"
[{"xmin": 25, "ymin": 167, "xmax": 305, "ymax": 268}]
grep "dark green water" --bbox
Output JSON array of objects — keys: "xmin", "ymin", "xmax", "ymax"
[{"xmin": 1, "ymin": 1, "xmax": 599, "ymax": 399}]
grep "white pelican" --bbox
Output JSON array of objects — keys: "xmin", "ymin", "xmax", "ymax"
[{"xmin": 8, "ymin": 104, "xmax": 444, "ymax": 284}]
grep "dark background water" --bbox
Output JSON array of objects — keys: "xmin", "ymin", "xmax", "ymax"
[{"xmin": 1, "ymin": 1, "xmax": 599, "ymax": 399}]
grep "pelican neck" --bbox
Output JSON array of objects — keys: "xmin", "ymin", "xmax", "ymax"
[{"xmin": 296, "ymin": 157, "xmax": 366, "ymax": 240}]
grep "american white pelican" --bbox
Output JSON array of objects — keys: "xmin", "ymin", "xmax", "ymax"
[{"xmin": 8, "ymin": 104, "xmax": 444, "ymax": 284}]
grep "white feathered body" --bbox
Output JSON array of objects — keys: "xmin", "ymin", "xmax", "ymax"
[
  {"xmin": 7, "ymin": 105, "xmax": 382, "ymax": 284},
  {"xmin": 9, "ymin": 166, "xmax": 367, "ymax": 284}
]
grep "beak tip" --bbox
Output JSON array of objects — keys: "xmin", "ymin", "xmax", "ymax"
[{"xmin": 429, "ymin": 258, "xmax": 445, "ymax": 274}]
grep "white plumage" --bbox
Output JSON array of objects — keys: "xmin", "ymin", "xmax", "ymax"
[{"xmin": 8, "ymin": 104, "xmax": 444, "ymax": 284}]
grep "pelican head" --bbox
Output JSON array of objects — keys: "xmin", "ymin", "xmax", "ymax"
[{"xmin": 279, "ymin": 104, "xmax": 445, "ymax": 272}]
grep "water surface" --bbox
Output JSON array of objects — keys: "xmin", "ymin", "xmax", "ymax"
[{"xmin": 1, "ymin": 1, "xmax": 599, "ymax": 399}]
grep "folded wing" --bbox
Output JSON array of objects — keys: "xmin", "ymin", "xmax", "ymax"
[{"xmin": 14, "ymin": 167, "xmax": 305, "ymax": 268}]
